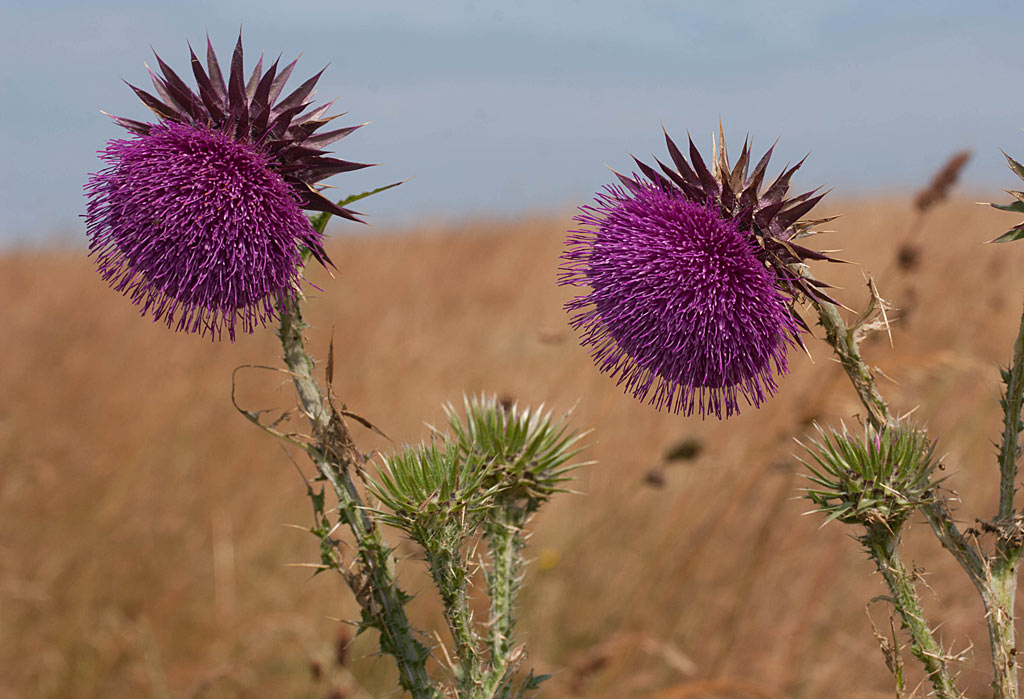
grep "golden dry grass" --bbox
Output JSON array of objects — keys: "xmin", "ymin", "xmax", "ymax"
[{"xmin": 1, "ymin": 198, "xmax": 1022, "ymax": 698}]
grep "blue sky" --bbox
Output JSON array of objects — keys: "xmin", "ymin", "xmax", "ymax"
[{"xmin": 3, "ymin": 1, "xmax": 1024, "ymax": 245}]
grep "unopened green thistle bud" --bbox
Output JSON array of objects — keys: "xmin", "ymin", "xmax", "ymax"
[
  {"xmin": 368, "ymin": 438, "xmax": 498, "ymax": 546},
  {"xmin": 799, "ymin": 422, "xmax": 943, "ymax": 528},
  {"xmin": 368, "ymin": 396, "xmax": 588, "ymax": 540},
  {"xmin": 443, "ymin": 395, "xmax": 589, "ymax": 515}
]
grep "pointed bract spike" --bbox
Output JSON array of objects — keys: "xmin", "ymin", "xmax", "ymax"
[
  {"xmin": 125, "ymin": 81, "xmax": 182, "ymax": 121},
  {"xmin": 205, "ymin": 36, "xmax": 227, "ymax": 99},
  {"xmin": 302, "ymin": 124, "xmax": 365, "ymax": 150},
  {"xmin": 268, "ymin": 57, "xmax": 298, "ymax": 105},
  {"xmin": 145, "ymin": 66, "xmax": 176, "ymax": 108},
  {"xmin": 734, "ymin": 204, "xmax": 755, "ymax": 231},
  {"xmin": 796, "ymin": 215, "xmax": 840, "ymax": 228},
  {"xmin": 716, "ymin": 120, "xmax": 730, "ymax": 181},
  {"xmin": 755, "ymin": 199, "xmax": 787, "ymax": 226},
  {"xmin": 266, "ymin": 103, "xmax": 307, "ymax": 140},
  {"xmin": 233, "ymin": 97, "xmax": 250, "ymax": 140},
  {"xmin": 250, "ymin": 103, "xmax": 273, "ymax": 142},
  {"xmin": 989, "ymin": 225, "xmax": 1024, "ymax": 243},
  {"xmin": 632, "ymin": 156, "xmax": 669, "ymax": 190},
  {"xmin": 286, "ymin": 114, "xmax": 342, "ymax": 142},
  {"xmin": 609, "ymin": 168, "xmax": 642, "ymax": 193},
  {"xmin": 1003, "ymin": 151, "xmax": 1024, "ymax": 183},
  {"xmin": 654, "ymin": 156, "xmax": 702, "ymax": 199},
  {"xmin": 147, "ymin": 65, "xmax": 197, "ymax": 120},
  {"xmin": 738, "ymin": 182, "xmax": 761, "ymax": 212},
  {"xmin": 246, "ymin": 52, "xmax": 264, "ymax": 101},
  {"xmin": 763, "ymin": 155, "xmax": 807, "ymax": 205},
  {"xmin": 153, "ymin": 51, "xmax": 199, "ymax": 117},
  {"xmin": 776, "ymin": 239, "xmax": 838, "ymax": 262},
  {"xmin": 783, "ymin": 187, "xmax": 822, "ymax": 208},
  {"xmin": 656, "ymin": 151, "xmax": 699, "ymax": 190},
  {"xmin": 227, "ymin": 33, "xmax": 246, "ymax": 111},
  {"xmin": 792, "ymin": 311, "xmax": 812, "ymax": 335},
  {"xmin": 189, "ymin": 44, "xmax": 226, "ymax": 120},
  {"xmin": 102, "ymin": 111, "xmax": 152, "ymax": 134},
  {"xmin": 745, "ymin": 142, "xmax": 777, "ymax": 193},
  {"xmin": 292, "ymin": 156, "xmax": 374, "ymax": 181},
  {"xmin": 307, "ymin": 241, "xmax": 334, "ymax": 269},
  {"xmin": 250, "ymin": 57, "xmax": 279, "ymax": 117},
  {"xmin": 730, "ymin": 137, "xmax": 751, "ymax": 193},
  {"xmin": 295, "ymin": 101, "xmax": 336, "ymax": 125},
  {"xmin": 662, "ymin": 129, "xmax": 701, "ymax": 187},
  {"xmin": 687, "ymin": 135, "xmax": 718, "ymax": 194},
  {"xmin": 990, "ymin": 200, "xmax": 1024, "ymax": 214},
  {"xmin": 295, "ymin": 183, "xmax": 365, "ymax": 223},
  {"xmin": 719, "ymin": 173, "xmax": 736, "ymax": 210},
  {"xmin": 801, "ymin": 281, "xmax": 842, "ymax": 307},
  {"xmin": 775, "ymin": 192, "xmax": 828, "ymax": 230},
  {"xmin": 274, "ymin": 67, "xmax": 326, "ymax": 116}
]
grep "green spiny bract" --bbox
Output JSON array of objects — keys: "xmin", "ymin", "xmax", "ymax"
[
  {"xmin": 799, "ymin": 422, "xmax": 943, "ymax": 528},
  {"xmin": 443, "ymin": 395, "xmax": 589, "ymax": 516},
  {"xmin": 368, "ymin": 438, "xmax": 499, "ymax": 546},
  {"xmin": 367, "ymin": 396, "xmax": 588, "ymax": 541},
  {"xmin": 988, "ymin": 150, "xmax": 1024, "ymax": 243}
]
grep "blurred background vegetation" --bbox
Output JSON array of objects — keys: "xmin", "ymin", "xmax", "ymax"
[{"xmin": 3, "ymin": 196, "xmax": 1022, "ymax": 697}]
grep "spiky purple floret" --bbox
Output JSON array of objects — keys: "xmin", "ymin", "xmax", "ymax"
[
  {"xmin": 85, "ymin": 121, "xmax": 320, "ymax": 340},
  {"xmin": 560, "ymin": 182, "xmax": 800, "ymax": 418}
]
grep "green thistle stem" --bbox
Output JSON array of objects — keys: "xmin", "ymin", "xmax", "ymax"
[
  {"xmin": 863, "ymin": 525, "xmax": 965, "ymax": 699},
  {"xmin": 276, "ymin": 298, "xmax": 439, "ymax": 699},
  {"xmin": 421, "ymin": 537, "xmax": 481, "ymax": 695},
  {"xmin": 794, "ymin": 264, "xmax": 893, "ymax": 431},
  {"xmin": 796, "ymin": 263, "xmax": 966, "ymax": 695},
  {"xmin": 998, "ymin": 302, "xmax": 1024, "ymax": 522},
  {"xmin": 803, "ymin": 265, "xmax": 1024, "ymax": 697},
  {"xmin": 481, "ymin": 509, "xmax": 527, "ymax": 694},
  {"xmin": 984, "ymin": 300, "xmax": 1024, "ymax": 699},
  {"xmin": 985, "ymin": 560, "xmax": 1021, "ymax": 699}
]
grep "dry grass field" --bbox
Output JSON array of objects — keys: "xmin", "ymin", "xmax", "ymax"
[{"xmin": 2, "ymin": 197, "xmax": 1023, "ymax": 698}]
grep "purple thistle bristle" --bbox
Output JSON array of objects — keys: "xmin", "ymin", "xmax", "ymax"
[
  {"xmin": 560, "ymin": 182, "xmax": 800, "ymax": 418},
  {"xmin": 85, "ymin": 121, "xmax": 320, "ymax": 340}
]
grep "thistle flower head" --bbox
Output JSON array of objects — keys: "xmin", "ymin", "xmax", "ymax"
[
  {"xmin": 85, "ymin": 33, "xmax": 371, "ymax": 339},
  {"xmin": 562, "ymin": 181, "xmax": 801, "ymax": 418},
  {"xmin": 560, "ymin": 126, "xmax": 836, "ymax": 418},
  {"xmin": 624, "ymin": 125, "xmax": 837, "ymax": 302},
  {"xmin": 799, "ymin": 422, "xmax": 942, "ymax": 528}
]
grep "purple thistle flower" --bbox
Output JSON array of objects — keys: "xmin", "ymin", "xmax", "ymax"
[
  {"xmin": 86, "ymin": 121, "xmax": 320, "ymax": 339},
  {"xmin": 560, "ymin": 182, "xmax": 800, "ymax": 418},
  {"xmin": 85, "ymin": 34, "xmax": 372, "ymax": 339}
]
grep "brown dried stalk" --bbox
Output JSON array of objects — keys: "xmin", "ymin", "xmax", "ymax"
[{"xmin": 914, "ymin": 151, "xmax": 971, "ymax": 213}]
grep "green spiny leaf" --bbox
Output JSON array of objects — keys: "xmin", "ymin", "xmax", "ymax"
[{"xmin": 989, "ymin": 225, "xmax": 1024, "ymax": 244}]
